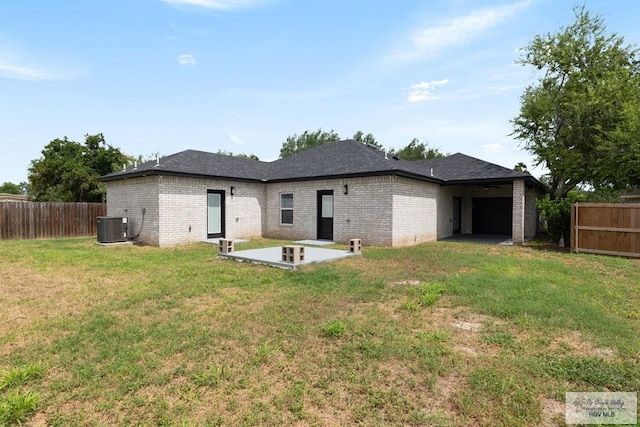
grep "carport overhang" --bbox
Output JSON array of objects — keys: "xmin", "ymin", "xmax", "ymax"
[
  {"xmin": 442, "ymin": 177, "xmax": 547, "ymax": 245},
  {"xmin": 441, "ymin": 175, "xmax": 547, "ymax": 192}
]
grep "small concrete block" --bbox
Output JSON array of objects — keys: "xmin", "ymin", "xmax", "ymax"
[
  {"xmin": 282, "ymin": 245, "xmax": 305, "ymax": 263},
  {"xmin": 219, "ymin": 239, "xmax": 234, "ymax": 253},
  {"xmin": 349, "ymin": 238, "xmax": 362, "ymax": 253}
]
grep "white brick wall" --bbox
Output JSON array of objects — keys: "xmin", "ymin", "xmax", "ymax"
[
  {"xmin": 264, "ymin": 176, "xmax": 394, "ymax": 246},
  {"xmin": 106, "ymin": 176, "xmax": 265, "ymax": 247},
  {"xmin": 158, "ymin": 177, "xmax": 265, "ymax": 247},
  {"xmin": 106, "ymin": 176, "xmax": 161, "ymax": 246},
  {"xmin": 391, "ymin": 177, "xmax": 439, "ymax": 246},
  {"xmin": 106, "ymin": 173, "xmax": 542, "ymax": 247},
  {"xmin": 333, "ymin": 176, "xmax": 393, "ymax": 246},
  {"xmin": 264, "ymin": 175, "xmax": 443, "ymax": 247}
]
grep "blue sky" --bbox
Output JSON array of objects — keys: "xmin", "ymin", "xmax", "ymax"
[{"xmin": 1, "ymin": 0, "xmax": 638, "ymax": 185}]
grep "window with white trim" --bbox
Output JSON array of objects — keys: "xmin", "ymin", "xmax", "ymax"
[{"xmin": 280, "ymin": 193, "xmax": 293, "ymax": 224}]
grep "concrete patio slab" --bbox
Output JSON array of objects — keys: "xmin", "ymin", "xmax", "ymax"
[
  {"xmin": 95, "ymin": 241, "xmax": 134, "ymax": 247},
  {"xmin": 202, "ymin": 238, "xmax": 249, "ymax": 245},
  {"xmin": 218, "ymin": 246, "xmax": 359, "ymax": 269},
  {"xmin": 442, "ymin": 234, "xmax": 513, "ymax": 245},
  {"xmin": 294, "ymin": 239, "xmax": 335, "ymax": 246}
]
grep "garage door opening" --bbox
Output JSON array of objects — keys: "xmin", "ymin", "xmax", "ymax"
[{"xmin": 472, "ymin": 197, "xmax": 512, "ymax": 236}]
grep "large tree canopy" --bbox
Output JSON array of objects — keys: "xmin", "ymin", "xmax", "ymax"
[
  {"xmin": 28, "ymin": 133, "xmax": 130, "ymax": 202},
  {"xmin": 512, "ymin": 6, "xmax": 640, "ymax": 199}
]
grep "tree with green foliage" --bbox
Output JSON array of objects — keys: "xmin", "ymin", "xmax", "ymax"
[
  {"xmin": 513, "ymin": 162, "xmax": 529, "ymax": 173},
  {"xmin": 279, "ymin": 128, "xmax": 341, "ymax": 158},
  {"xmin": 352, "ymin": 130, "xmax": 383, "ymax": 149},
  {"xmin": 280, "ymin": 129, "xmax": 390, "ymax": 157},
  {"xmin": 0, "ymin": 182, "xmax": 22, "ymax": 194},
  {"xmin": 389, "ymin": 138, "xmax": 444, "ymax": 160},
  {"xmin": 511, "ymin": 6, "xmax": 640, "ymax": 199},
  {"xmin": 216, "ymin": 149, "xmax": 259, "ymax": 160},
  {"xmin": 28, "ymin": 134, "xmax": 130, "ymax": 202},
  {"xmin": 279, "ymin": 129, "xmax": 446, "ymax": 161},
  {"xmin": 536, "ymin": 191, "xmax": 585, "ymax": 244}
]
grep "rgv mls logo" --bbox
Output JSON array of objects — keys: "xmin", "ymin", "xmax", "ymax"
[{"xmin": 566, "ymin": 392, "xmax": 637, "ymax": 425}]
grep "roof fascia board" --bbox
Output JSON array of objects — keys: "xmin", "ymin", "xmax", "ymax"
[
  {"xmin": 266, "ymin": 170, "xmax": 443, "ymax": 184},
  {"xmin": 102, "ymin": 169, "xmax": 445, "ymax": 185},
  {"xmin": 442, "ymin": 176, "xmax": 548, "ymax": 192},
  {"xmin": 99, "ymin": 170, "xmax": 264, "ymax": 183}
]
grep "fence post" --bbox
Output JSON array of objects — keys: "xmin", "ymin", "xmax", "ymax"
[{"xmin": 570, "ymin": 203, "xmax": 576, "ymax": 253}]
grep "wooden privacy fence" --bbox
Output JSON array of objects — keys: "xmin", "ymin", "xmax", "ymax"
[
  {"xmin": 571, "ymin": 203, "xmax": 640, "ymax": 258},
  {"xmin": 0, "ymin": 202, "xmax": 106, "ymax": 240}
]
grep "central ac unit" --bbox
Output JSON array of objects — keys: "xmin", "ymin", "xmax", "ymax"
[{"xmin": 97, "ymin": 216, "xmax": 128, "ymax": 243}]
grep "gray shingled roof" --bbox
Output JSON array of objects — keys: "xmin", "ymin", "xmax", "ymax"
[
  {"xmin": 101, "ymin": 149, "xmax": 270, "ymax": 182},
  {"xmin": 100, "ymin": 139, "xmax": 543, "ymax": 189},
  {"xmin": 414, "ymin": 153, "xmax": 531, "ymax": 182},
  {"xmin": 264, "ymin": 140, "xmax": 425, "ymax": 181}
]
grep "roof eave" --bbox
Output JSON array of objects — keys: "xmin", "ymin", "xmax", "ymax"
[
  {"xmin": 100, "ymin": 170, "xmax": 265, "ymax": 183},
  {"xmin": 442, "ymin": 176, "xmax": 548, "ymax": 192},
  {"xmin": 266, "ymin": 170, "xmax": 444, "ymax": 184}
]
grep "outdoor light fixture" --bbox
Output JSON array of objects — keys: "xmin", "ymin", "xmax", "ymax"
[
  {"xmin": 230, "ymin": 186, "xmax": 235, "ymax": 196},
  {"xmin": 343, "ymin": 184, "xmax": 349, "ymax": 195}
]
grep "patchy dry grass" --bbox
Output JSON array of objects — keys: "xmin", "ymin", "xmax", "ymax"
[{"xmin": 0, "ymin": 237, "xmax": 639, "ymax": 426}]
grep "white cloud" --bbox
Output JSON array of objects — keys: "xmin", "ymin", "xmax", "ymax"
[
  {"xmin": 229, "ymin": 111, "xmax": 249, "ymax": 120},
  {"xmin": 389, "ymin": 0, "xmax": 531, "ymax": 64},
  {"xmin": 162, "ymin": 0, "xmax": 272, "ymax": 10},
  {"xmin": 0, "ymin": 36, "xmax": 89, "ymax": 81},
  {"xmin": 228, "ymin": 132, "xmax": 245, "ymax": 146},
  {"xmin": 0, "ymin": 62, "xmax": 48, "ymax": 80},
  {"xmin": 0, "ymin": 60, "xmax": 83, "ymax": 81},
  {"xmin": 483, "ymin": 143, "xmax": 504, "ymax": 153},
  {"xmin": 177, "ymin": 54, "xmax": 196, "ymax": 65},
  {"xmin": 407, "ymin": 79, "xmax": 449, "ymax": 103}
]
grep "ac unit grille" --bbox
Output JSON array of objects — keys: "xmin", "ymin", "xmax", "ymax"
[{"xmin": 97, "ymin": 217, "xmax": 127, "ymax": 243}]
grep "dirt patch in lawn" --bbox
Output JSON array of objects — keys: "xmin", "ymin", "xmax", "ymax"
[
  {"xmin": 0, "ymin": 265, "xmax": 142, "ymax": 357},
  {"xmin": 429, "ymin": 305, "xmax": 503, "ymax": 332},
  {"xmin": 430, "ymin": 370, "xmax": 465, "ymax": 420},
  {"xmin": 539, "ymin": 396, "xmax": 565, "ymax": 427},
  {"xmin": 0, "ymin": 267, "xmax": 87, "ymax": 355},
  {"xmin": 345, "ymin": 256, "xmax": 448, "ymax": 281},
  {"xmin": 389, "ymin": 279, "xmax": 422, "ymax": 286},
  {"xmin": 551, "ymin": 330, "xmax": 616, "ymax": 360},
  {"xmin": 452, "ymin": 320, "xmax": 484, "ymax": 332}
]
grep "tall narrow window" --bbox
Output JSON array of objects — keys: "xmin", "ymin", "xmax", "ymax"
[{"xmin": 280, "ymin": 193, "xmax": 293, "ymax": 224}]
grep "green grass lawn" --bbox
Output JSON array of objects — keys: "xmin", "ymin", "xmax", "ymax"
[{"xmin": 0, "ymin": 237, "xmax": 638, "ymax": 426}]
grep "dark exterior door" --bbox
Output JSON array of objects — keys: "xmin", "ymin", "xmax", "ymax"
[
  {"xmin": 317, "ymin": 190, "xmax": 334, "ymax": 241},
  {"xmin": 472, "ymin": 197, "xmax": 512, "ymax": 235},
  {"xmin": 453, "ymin": 197, "xmax": 462, "ymax": 234},
  {"xmin": 207, "ymin": 190, "xmax": 225, "ymax": 238}
]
